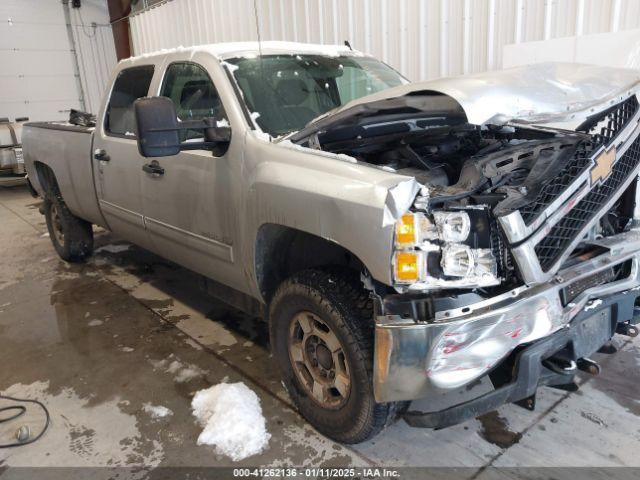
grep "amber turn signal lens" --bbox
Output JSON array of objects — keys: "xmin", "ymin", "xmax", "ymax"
[
  {"xmin": 395, "ymin": 214, "xmax": 416, "ymax": 247},
  {"xmin": 394, "ymin": 251, "xmax": 422, "ymax": 283}
]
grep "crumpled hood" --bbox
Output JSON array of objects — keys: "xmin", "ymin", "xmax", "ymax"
[{"xmin": 290, "ymin": 62, "xmax": 640, "ymax": 141}]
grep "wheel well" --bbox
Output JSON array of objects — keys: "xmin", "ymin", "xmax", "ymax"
[
  {"xmin": 255, "ymin": 224, "xmax": 365, "ymax": 302},
  {"xmin": 33, "ymin": 161, "xmax": 59, "ymax": 197}
]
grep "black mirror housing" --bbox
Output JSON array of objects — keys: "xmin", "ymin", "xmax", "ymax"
[{"xmin": 134, "ymin": 97, "xmax": 181, "ymax": 158}]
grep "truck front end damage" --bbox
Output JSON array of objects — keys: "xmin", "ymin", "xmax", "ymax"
[{"xmin": 292, "ymin": 63, "xmax": 640, "ymax": 426}]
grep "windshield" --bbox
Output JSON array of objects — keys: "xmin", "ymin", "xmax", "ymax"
[{"xmin": 226, "ymin": 54, "xmax": 407, "ymax": 136}]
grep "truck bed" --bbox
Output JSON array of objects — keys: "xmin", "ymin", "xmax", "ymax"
[{"xmin": 22, "ymin": 121, "xmax": 105, "ymax": 226}]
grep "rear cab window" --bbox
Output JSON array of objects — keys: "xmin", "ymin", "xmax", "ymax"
[{"xmin": 105, "ymin": 65, "xmax": 155, "ymax": 138}]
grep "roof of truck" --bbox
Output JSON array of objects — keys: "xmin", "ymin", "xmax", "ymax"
[{"xmin": 121, "ymin": 41, "xmax": 365, "ymax": 66}]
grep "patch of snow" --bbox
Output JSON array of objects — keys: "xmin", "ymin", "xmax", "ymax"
[
  {"xmin": 97, "ymin": 244, "xmax": 131, "ymax": 254},
  {"xmin": 122, "ymin": 42, "xmax": 359, "ymax": 66},
  {"xmin": 152, "ymin": 356, "xmax": 206, "ymax": 383},
  {"xmin": 175, "ymin": 366, "xmax": 205, "ymax": 383},
  {"xmin": 88, "ymin": 319, "xmax": 103, "ymax": 327},
  {"xmin": 220, "ymin": 60, "xmax": 239, "ymax": 72},
  {"xmin": 584, "ymin": 299, "xmax": 603, "ymax": 311},
  {"xmin": 165, "ymin": 360, "xmax": 182, "ymax": 374},
  {"xmin": 40, "ymin": 232, "xmax": 49, "ymax": 238},
  {"xmin": 143, "ymin": 403, "xmax": 173, "ymax": 419},
  {"xmin": 120, "ymin": 347, "xmax": 134, "ymax": 353},
  {"xmin": 191, "ymin": 382, "xmax": 270, "ymax": 461}
]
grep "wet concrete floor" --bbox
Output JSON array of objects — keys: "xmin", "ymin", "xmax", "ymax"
[{"xmin": 1, "ymin": 185, "xmax": 639, "ymax": 475}]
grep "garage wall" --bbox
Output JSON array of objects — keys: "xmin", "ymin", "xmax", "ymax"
[
  {"xmin": 129, "ymin": 0, "xmax": 640, "ymax": 82},
  {"xmin": 0, "ymin": 0, "xmax": 118, "ymax": 122},
  {"xmin": 503, "ymin": 28, "xmax": 640, "ymax": 69}
]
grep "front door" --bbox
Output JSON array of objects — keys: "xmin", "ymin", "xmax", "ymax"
[
  {"xmin": 93, "ymin": 65, "xmax": 156, "ymax": 249},
  {"xmin": 141, "ymin": 61, "xmax": 237, "ymax": 284}
]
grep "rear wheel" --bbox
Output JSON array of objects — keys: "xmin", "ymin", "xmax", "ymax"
[
  {"xmin": 269, "ymin": 269, "xmax": 403, "ymax": 443},
  {"xmin": 44, "ymin": 194, "xmax": 93, "ymax": 262}
]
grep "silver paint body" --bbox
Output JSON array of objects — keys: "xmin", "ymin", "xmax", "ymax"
[
  {"xmin": 307, "ymin": 61, "xmax": 640, "ymax": 129},
  {"xmin": 22, "ymin": 43, "xmax": 411, "ymax": 301},
  {"xmin": 20, "ymin": 42, "xmax": 640, "ymax": 403}
]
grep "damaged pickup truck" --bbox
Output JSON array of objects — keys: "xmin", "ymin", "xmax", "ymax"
[{"xmin": 22, "ymin": 42, "xmax": 640, "ymax": 443}]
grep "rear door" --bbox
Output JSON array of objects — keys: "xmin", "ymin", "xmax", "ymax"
[
  {"xmin": 141, "ymin": 60, "xmax": 237, "ymax": 284},
  {"xmin": 93, "ymin": 65, "xmax": 155, "ymax": 248}
]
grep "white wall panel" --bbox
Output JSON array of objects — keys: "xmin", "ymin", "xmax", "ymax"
[
  {"xmin": 0, "ymin": 0, "xmax": 117, "ymax": 122},
  {"xmin": 129, "ymin": 0, "xmax": 640, "ymax": 82},
  {"xmin": 504, "ymin": 28, "xmax": 640, "ymax": 69}
]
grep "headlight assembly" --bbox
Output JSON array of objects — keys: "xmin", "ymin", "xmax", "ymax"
[
  {"xmin": 441, "ymin": 245, "xmax": 498, "ymax": 284},
  {"xmin": 433, "ymin": 211, "xmax": 470, "ymax": 243},
  {"xmin": 392, "ymin": 208, "xmax": 501, "ymax": 290}
]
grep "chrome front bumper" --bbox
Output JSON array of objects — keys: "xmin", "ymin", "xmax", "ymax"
[{"xmin": 373, "ymin": 229, "xmax": 640, "ymax": 403}]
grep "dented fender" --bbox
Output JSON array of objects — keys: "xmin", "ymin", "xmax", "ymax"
[{"xmin": 239, "ymin": 132, "xmax": 420, "ymax": 297}]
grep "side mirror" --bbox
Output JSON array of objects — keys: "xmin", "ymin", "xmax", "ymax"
[
  {"xmin": 134, "ymin": 96, "xmax": 232, "ymax": 157},
  {"xmin": 134, "ymin": 97, "xmax": 181, "ymax": 157}
]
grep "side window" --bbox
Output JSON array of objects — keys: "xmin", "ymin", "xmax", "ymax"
[
  {"xmin": 160, "ymin": 63, "xmax": 227, "ymax": 141},
  {"xmin": 160, "ymin": 62, "xmax": 228, "ymax": 141},
  {"xmin": 105, "ymin": 65, "xmax": 154, "ymax": 137}
]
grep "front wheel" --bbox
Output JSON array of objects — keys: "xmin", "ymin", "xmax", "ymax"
[
  {"xmin": 44, "ymin": 195, "xmax": 93, "ymax": 262},
  {"xmin": 269, "ymin": 269, "xmax": 403, "ymax": 443}
]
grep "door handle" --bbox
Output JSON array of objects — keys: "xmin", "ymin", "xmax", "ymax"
[
  {"xmin": 142, "ymin": 161, "xmax": 165, "ymax": 176},
  {"xmin": 94, "ymin": 148, "xmax": 110, "ymax": 162}
]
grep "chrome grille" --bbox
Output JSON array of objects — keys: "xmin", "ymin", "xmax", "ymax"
[
  {"xmin": 519, "ymin": 96, "xmax": 639, "ymax": 226},
  {"xmin": 518, "ymin": 141, "xmax": 595, "ymax": 224},
  {"xmin": 535, "ymin": 134, "xmax": 640, "ymax": 271},
  {"xmin": 581, "ymin": 95, "xmax": 640, "ymax": 148}
]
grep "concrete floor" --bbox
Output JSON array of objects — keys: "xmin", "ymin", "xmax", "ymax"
[{"xmin": 1, "ymin": 185, "xmax": 640, "ymax": 475}]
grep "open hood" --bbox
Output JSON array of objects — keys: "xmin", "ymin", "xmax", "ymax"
[{"xmin": 289, "ymin": 62, "xmax": 640, "ymax": 143}]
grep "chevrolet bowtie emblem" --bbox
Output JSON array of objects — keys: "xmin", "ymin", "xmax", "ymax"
[{"xmin": 590, "ymin": 146, "xmax": 617, "ymax": 185}]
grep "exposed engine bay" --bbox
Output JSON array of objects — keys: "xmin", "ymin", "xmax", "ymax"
[
  {"xmin": 294, "ymin": 94, "xmax": 585, "ymax": 212},
  {"xmin": 291, "ymin": 92, "xmax": 639, "ymax": 296}
]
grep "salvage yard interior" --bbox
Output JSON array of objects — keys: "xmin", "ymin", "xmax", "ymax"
[{"xmin": 2, "ymin": 1, "xmax": 640, "ymax": 479}]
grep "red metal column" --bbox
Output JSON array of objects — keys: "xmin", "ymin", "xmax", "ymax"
[{"xmin": 107, "ymin": 0, "xmax": 132, "ymax": 60}]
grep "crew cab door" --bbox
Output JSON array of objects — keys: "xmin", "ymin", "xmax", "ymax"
[
  {"xmin": 93, "ymin": 65, "xmax": 156, "ymax": 249},
  {"xmin": 141, "ymin": 61, "xmax": 237, "ymax": 284}
]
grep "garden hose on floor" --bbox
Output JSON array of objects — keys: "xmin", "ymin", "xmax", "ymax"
[{"xmin": 0, "ymin": 393, "xmax": 50, "ymax": 448}]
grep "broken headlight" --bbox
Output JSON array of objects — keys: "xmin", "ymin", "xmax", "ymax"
[
  {"xmin": 433, "ymin": 211, "xmax": 471, "ymax": 243},
  {"xmin": 392, "ymin": 208, "xmax": 500, "ymax": 289}
]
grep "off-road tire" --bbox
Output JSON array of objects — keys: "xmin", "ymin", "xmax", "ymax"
[
  {"xmin": 269, "ymin": 268, "xmax": 405, "ymax": 443},
  {"xmin": 44, "ymin": 194, "xmax": 93, "ymax": 262}
]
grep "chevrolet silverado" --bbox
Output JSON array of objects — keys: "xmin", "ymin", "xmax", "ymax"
[{"xmin": 22, "ymin": 42, "xmax": 640, "ymax": 443}]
